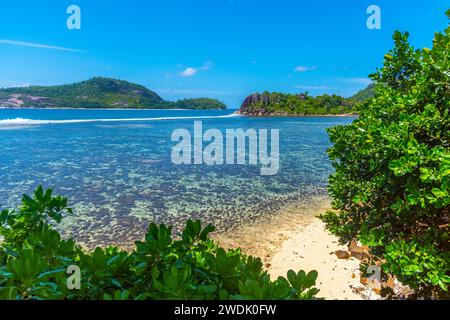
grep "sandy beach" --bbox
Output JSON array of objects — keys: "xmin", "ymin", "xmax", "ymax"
[
  {"xmin": 214, "ymin": 198, "xmax": 377, "ymax": 300},
  {"xmin": 268, "ymin": 219, "xmax": 376, "ymax": 300}
]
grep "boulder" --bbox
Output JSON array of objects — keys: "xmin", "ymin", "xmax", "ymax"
[{"xmin": 334, "ymin": 250, "xmax": 351, "ymax": 259}]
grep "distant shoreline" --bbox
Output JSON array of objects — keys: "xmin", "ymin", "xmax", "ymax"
[
  {"xmin": 0, "ymin": 77, "xmax": 228, "ymax": 110},
  {"xmin": 237, "ymin": 112, "xmax": 358, "ymax": 118},
  {"xmin": 0, "ymin": 107, "xmax": 229, "ymax": 111},
  {"xmin": 1, "ymin": 107, "xmax": 357, "ymax": 117}
]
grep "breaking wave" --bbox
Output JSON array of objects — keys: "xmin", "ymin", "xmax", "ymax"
[{"xmin": 0, "ymin": 113, "xmax": 240, "ymax": 126}]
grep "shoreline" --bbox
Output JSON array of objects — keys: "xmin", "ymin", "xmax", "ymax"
[
  {"xmin": 0, "ymin": 107, "xmax": 228, "ymax": 111},
  {"xmin": 213, "ymin": 197, "xmax": 375, "ymax": 300},
  {"xmin": 2, "ymin": 192, "xmax": 376, "ymax": 300},
  {"xmin": 236, "ymin": 112, "xmax": 358, "ymax": 118},
  {"xmin": 213, "ymin": 197, "xmax": 330, "ymax": 265},
  {"xmin": 268, "ymin": 218, "xmax": 375, "ymax": 300},
  {"xmin": 1, "ymin": 107, "xmax": 357, "ymax": 118}
]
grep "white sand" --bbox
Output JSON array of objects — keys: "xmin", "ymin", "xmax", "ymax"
[
  {"xmin": 268, "ymin": 218, "xmax": 372, "ymax": 300},
  {"xmin": 214, "ymin": 199, "xmax": 377, "ymax": 300}
]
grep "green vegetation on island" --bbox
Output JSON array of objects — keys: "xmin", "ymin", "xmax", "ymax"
[
  {"xmin": 1, "ymin": 8, "xmax": 448, "ymax": 303},
  {"xmin": 350, "ymin": 83, "xmax": 376, "ymax": 102},
  {"xmin": 238, "ymin": 85, "xmax": 375, "ymax": 116},
  {"xmin": 0, "ymin": 186, "xmax": 319, "ymax": 300},
  {"xmin": 170, "ymin": 98, "xmax": 227, "ymax": 110},
  {"xmin": 321, "ymin": 11, "xmax": 450, "ymax": 298},
  {"xmin": 0, "ymin": 77, "xmax": 227, "ymax": 110}
]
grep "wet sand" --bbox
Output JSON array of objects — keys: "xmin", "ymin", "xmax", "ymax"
[
  {"xmin": 213, "ymin": 197, "xmax": 329, "ymax": 265},
  {"xmin": 71, "ymin": 195, "xmax": 376, "ymax": 299},
  {"xmin": 214, "ymin": 197, "xmax": 376, "ymax": 300}
]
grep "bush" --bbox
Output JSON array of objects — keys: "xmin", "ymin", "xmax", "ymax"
[
  {"xmin": 321, "ymin": 11, "xmax": 450, "ymax": 298},
  {"xmin": 0, "ymin": 186, "xmax": 319, "ymax": 300}
]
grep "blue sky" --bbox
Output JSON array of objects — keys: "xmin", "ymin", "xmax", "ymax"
[{"xmin": 0, "ymin": 1, "xmax": 448, "ymax": 108}]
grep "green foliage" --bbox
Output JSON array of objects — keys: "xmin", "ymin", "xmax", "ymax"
[
  {"xmin": 241, "ymin": 92, "xmax": 355, "ymax": 116},
  {"xmin": 172, "ymin": 98, "xmax": 226, "ymax": 110},
  {"xmin": 0, "ymin": 77, "xmax": 226, "ymax": 110},
  {"xmin": 239, "ymin": 87, "xmax": 375, "ymax": 116},
  {"xmin": 0, "ymin": 186, "xmax": 72, "ymax": 249},
  {"xmin": 322, "ymin": 12, "xmax": 450, "ymax": 298},
  {"xmin": 351, "ymin": 84, "xmax": 376, "ymax": 102},
  {"xmin": 0, "ymin": 187, "xmax": 319, "ymax": 300},
  {"xmin": 384, "ymin": 241, "xmax": 450, "ymax": 294}
]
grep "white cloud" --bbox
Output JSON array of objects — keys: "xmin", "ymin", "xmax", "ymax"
[
  {"xmin": 0, "ymin": 39, "xmax": 86, "ymax": 53},
  {"xmin": 179, "ymin": 61, "xmax": 214, "ymax": 77},
  {"xmin": 294, "ymin": 65, "xmax": 317, "ymax": 72},
  {"xmin": 180, "ymin": 67, "xmax": 198, "ymax": 77}
]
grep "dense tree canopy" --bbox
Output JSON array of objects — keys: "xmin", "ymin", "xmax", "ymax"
[
  {"xmin": 322, "ymin": 11, "xmax": 450, "ymax": 298},
  {"xmin": 0, "ymin": 77, "xmax": 226, "ymax": 110},
  {"xmin": 239, "ymin": 86, "xmax": 374, "ymax": 116}
]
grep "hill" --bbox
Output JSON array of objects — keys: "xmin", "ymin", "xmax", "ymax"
[
  {"xmin": 350, "ymin": 83, "xmax": 376, "ymax": 102},
  {"xmin": 0, "ymin": 77, "xmax": 226, "ymax": 110},
  {"xmin": 238, "ymin": 84, "xmax": 375, "ymax": 116}
]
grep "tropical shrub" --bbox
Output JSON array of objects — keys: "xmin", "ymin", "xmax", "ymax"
[
  {"xmin": 321, "ymin": 11, "xmax": 450, "ymax": 298},
  {"xmin": 0, "ymin": 186, "xmax": 319, "ymax": 300}
]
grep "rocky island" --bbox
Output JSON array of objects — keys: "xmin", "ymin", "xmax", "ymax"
[
  {"xmin": 238, "ymin": 85, "xmax": 375, "ymax": 116},
  {"xmin": 0, "ymin": 77, "xmax": 227, "ymax": 110}
]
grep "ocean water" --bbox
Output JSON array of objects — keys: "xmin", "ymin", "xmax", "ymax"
[{"xmin": 0, "ymin": 108, "xmax": 355, "ymax": 247}]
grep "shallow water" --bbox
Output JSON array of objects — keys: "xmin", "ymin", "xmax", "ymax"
[{"xmin": 0, "ymin": 109, "xmax": 355, "ymax": 247}]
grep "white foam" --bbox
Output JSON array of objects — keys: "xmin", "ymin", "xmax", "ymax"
[{"xmin": 0, "ymin": 113, "xmax": 241, "ymax": 126}]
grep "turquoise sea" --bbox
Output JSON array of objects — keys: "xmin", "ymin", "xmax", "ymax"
[{"xmin": 0, "ymin": 109, "xmax": 355, "ymax": 247}]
